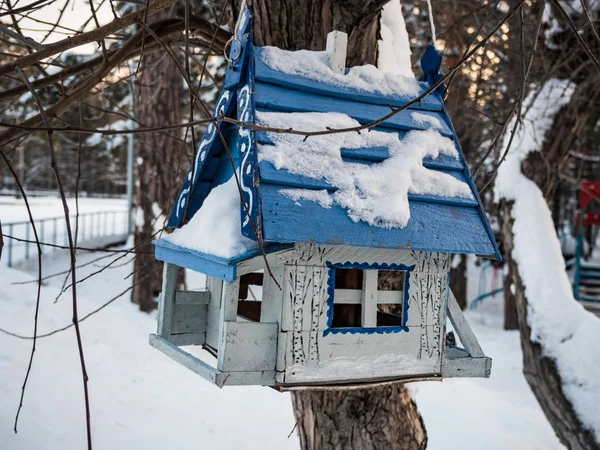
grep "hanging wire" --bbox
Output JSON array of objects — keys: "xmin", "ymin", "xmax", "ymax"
[
  {"xmin": 426, "ymin": 0, "xmax": 437, "ymax": 45},
  {"xmin": 224, "ymin": 0, "xmax": 248, "ymax": 63}
]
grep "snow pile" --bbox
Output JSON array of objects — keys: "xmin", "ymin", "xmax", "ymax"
[
  {"xmin": 411, "ymin": 112, "xmax": 443, "ymax": 130},
  {"xmin": 495, "ymin": 79, "xmax": 600, "ymax": 440},
  {"xmin": 257, "ymin": 111, "xmax": 471, "ymax": 229},
  {"xmin": 378, "ymin": 0, "xmax": 414, "ymax": 78},
  {"xmin": 0, "ymin": 260, "xmax": 298, "ymax": 450},
  {"xmin": 260, "ymin": 46, "xmax": 422, "ymax": 98},
  {"xmin": 165, "ymin": 176, "xmax": 258, "ymax": 258}
]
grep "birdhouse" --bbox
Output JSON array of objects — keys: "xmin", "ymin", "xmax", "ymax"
[{"xmin": 149, "ymin": 6, "xmax": 500, "ymax": 389}]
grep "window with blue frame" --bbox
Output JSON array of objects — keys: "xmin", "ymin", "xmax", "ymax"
[{"xmin": 328, "ymin": 265, "xmax": 410, "ymax": 332}]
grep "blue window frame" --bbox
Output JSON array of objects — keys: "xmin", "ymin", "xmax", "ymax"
[{"xmin": 323, "ymin": 262, "xmax": 415, "ymax": 336}]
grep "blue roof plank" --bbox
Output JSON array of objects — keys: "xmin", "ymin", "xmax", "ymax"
[
  {"xmin": 261, "ymin": 168, "xmax": 479, "ymax": 206},
  {"xmin": 422, "ymin": 154, "xmax": 464, "ymax": 171},
  {"xmin": 256, "ymin": 131, "xmax": 465, "ymax": 172},
  {"xmin": 258, "ymin": 160, "xmax": 470, "ymax": 189},
  {"xmin": 254, "ymin": 83, "xmax": 454, "ymax": 137},
  {"xmin": 340, "ymin": 146, "xmax": 389, "ymax": 162},
  {"xmin": 259, "ymin": 161, "xmax": 335, "ymax": 191},
  {"xmin": 253, "ymin": 47, "xmax": 443, "ymax": 112},
  {"xmin": 259, "ymin": 184, "xmax": 496, "ymax": 255}
]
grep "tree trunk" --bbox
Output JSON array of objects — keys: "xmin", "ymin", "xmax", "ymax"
[
  {"xmin": 496, "ymin": 75, "xmax": 600, "ymax": 447},
  {"xmin": 449, "ymin": 255, "xmax": 467, "ymax": 310},
  {"xmin": 243, "ymin": 1, "xmax": 427, "ymax": 447},
  {"xmin": 292, "ymin": 385, "xmax": 427, "ymax": 450},
  {"xmin": 503, "ymin": 271, "xmax": 518, "ymax": 330},
  {"xmin": 132, "ymin": 5, "xmax": 185, "ymax": 312},
  {"xmin": 248, "ymin": 0, "xmax": 389, "ymax": 67},
  {"xmin": 499, "ymin": 200, "xmax": 599, "ymax": 449}
]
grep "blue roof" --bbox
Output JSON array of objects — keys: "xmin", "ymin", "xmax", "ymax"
[{"xmin": 163, "ymin": 6, "xmax": 500, "ymax": 260}]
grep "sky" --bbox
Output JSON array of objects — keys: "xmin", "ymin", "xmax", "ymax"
[{"xmin": 12, "ymin": 0, "xmax": 116, "ymax": 54}]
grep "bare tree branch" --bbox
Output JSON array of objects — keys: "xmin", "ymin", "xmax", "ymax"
[
  {"xmin": 0, "ymin": 0, "xmax": 177, "ymax": 77},
  {"xmin": 15, "ymin": 64, "xmax": 93, "ymax": 450},
  {"xmin": 0, "ymin": 23, "xmax": 44, "ymax": 50}
]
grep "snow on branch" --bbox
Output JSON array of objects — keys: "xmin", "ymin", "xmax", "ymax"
[
  {"xmin": 378, "ymin": 0, "xmax": 414, "ymax": 78},
  {"xmin": 494, "ymin": 79, "xmax": 600, "ymax": 441}
]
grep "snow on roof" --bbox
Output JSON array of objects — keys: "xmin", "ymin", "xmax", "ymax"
[
  {"xmin": 165, "ymin": 176, "xmax": 258, "ymax": 258},
  {"xmin": 259, "ymin": 46, "xmax": 422, "ymax": 99},
  {"xmin": 257, "ymin": 111, "xmax": 471, "ymax": 229}
]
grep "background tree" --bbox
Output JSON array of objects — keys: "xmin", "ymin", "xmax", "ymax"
[
  {"xmin": 131, "ymin": 4, "xmax": 186, "ymax": 312},
  {"xmin": 496, "ymin": 2, "xmax": 600, "ymax": 447}
]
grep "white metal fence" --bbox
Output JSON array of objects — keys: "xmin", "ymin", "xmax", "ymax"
[{"xmin": 2, "ymin": 210, "xmax": 128, "ymax": 268}]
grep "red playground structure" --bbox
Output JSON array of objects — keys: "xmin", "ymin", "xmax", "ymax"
[{"xmin": 573, "ymin": 180, "xmax": 600, "ymax": 304}]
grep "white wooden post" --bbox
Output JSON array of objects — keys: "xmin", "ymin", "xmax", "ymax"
[
  {"xmin": 326, "ymin": 30, "xmax": 347, "ymax": 74},
  {"xmin": 205, "ymin": 276, "xmax": 224, "ymax": 350},
  {"xmin": 362, "ymin": 270, "xmax": 378, "ymax": 327},
  {"xmin": 157, "ymin": 262, "xmax": 178, "ymax": 338},
  {"xmin": 220, "ymin": 279, "xmax": 240, "ymax": 323},
  {"xmin": 261, "ymin": 266, "xmax": 284, "ymax": 323}
]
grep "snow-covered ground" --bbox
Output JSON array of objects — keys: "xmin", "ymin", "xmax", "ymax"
[{"xmin": 0, "ymin": 200, "xmax": 565, "ymax": 450}]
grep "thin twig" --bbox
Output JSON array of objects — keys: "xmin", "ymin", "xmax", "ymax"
[
  {"xmin": 2, "ymin": 234, "xmax": 152, "ymax": 253},
  {"xmin": 15, "ymin": 65, "xmax": 93, "ymax": 450},
  {"xmin": 0, "ymin": 23, "xmax": 44, "ymax": 50},
  {"xmin": 549, "ymin": 0, "xmax": 600, "ymax": 73},
  {"xmin": 478, "ymin": 0, "xmax": 547, "ymax": 192},
  {"xmin": 0, "ymin": 146, "xmax": 43, "ymax": 434},
  {"xmin": 0, "ymin": 0, "xmax": 177, "ymax": 77}
]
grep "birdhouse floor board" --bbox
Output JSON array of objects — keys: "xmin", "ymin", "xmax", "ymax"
[
  {"xmin": 149, "ymin": 334, "xmax": 277, "ymax": 387},
  {"xmin": 149, "ymin": 333, "xmax": 219, "ymax": 384},
  {"xmin": 276, "ymin": 375, "xmax": 442, "ymax": 390},
  {"xmin": 442, "ymin": 348, "xmax": 492, "ymax": 378},
  {"xmin": 254, "ymin": 82, "xmax": 453, "ymax": 137}
]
